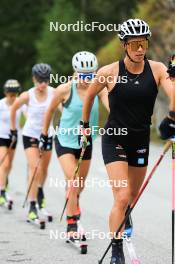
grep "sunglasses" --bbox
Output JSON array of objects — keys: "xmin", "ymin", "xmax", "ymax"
[
  {"xmin": 127, "ymin": 39, "xmax": 149, "ymax": 51},
  {"xmin": 78, "ymin": 72, "xmax": 95, "ymax": 80}
]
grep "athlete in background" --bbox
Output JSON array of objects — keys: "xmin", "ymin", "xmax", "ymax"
[
  {"xmin": 0, "ymin": 80, "xmax": 23, "ymax": 206},
  {"xmin": 40, "ymin": 51, "xmax": 109, "ymax": 237},
  {"xmin": 10, "ymin": 64, "xmax": 54, "ymax": 221}
]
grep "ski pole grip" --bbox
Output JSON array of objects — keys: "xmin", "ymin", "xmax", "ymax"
[{"xmin": 163, "ymin": 141, "xmax": 172, "ymax": 154}]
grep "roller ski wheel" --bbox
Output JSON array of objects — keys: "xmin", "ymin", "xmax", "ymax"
[
  {"xmin": 47, "ymin": 215, "xmax": 53, "ymax": 222},
  {"xmin": 66, "ymin": 236, "xmax": 88, "ymax": 254},
  {"xmin": 80, "ymin": 244, "xmax": 87, "ymax": 254},
  {"xmin": 8, "ymin": 200, "xmax": 13, "ymax": 210}
]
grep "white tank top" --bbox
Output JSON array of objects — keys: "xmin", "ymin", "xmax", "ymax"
[
  {"xmin": 0, "ymin": 98, "xmax": 24, "ymax": 139},
  {"xmin": 22, "ymin": 86, "xmax": 54, "ymax": 139}
]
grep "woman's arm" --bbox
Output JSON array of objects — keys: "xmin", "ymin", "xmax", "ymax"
[
  {"xmin": 159, "ymin": 62, "xmax": 175, "ymax": 111},
  {"xmin": 42, "ymin": 83, "xmax": 70, "ymax": 135},
  {"xmin": 10, "ymin": 92, "xmax": 29, "ymax": 130},
  {"xmin": 98, "ymin": 87, "xmax": 110, "ymax": 113},
  {"xmin": 82, "ymin": 66, "xmax": 109, "ymax": 122}
]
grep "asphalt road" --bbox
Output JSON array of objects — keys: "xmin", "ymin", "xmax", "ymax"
[{"xmin": 0, "ymin": 136, "xmax": 172, "ymax": 264}]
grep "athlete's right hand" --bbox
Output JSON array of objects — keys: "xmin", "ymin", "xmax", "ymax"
[
  {"xmin": 9, "ymin": 129, "xmax": 18, "ymax": 143},
  {"xmin": 159, "ymin": 116, "xmax": 175, "ymax": 140},
  {"xmin": 39, "ymin": 133, "xmax": 48, "ymax": 151},
  {"xmin": 78, "ymin": 121, "xmax": 92, "ymax": 147},
  {"xmin": 167, "ymin": 63, "xmax": 175, "ymax": 78}
]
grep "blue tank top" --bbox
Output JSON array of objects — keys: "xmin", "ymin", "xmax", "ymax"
[{"xmin": 57, "ymin": 80, "xmax": 99, "ymax": 149}]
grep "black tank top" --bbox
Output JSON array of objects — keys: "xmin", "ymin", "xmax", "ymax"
[{"xmin": 107, "ymin": 59, "xmax": 158, "ymax": 133}]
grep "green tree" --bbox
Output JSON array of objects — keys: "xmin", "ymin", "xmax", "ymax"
[
  {"xmin": 37, "ymin": 0, "xmax": 139, "ymax": 85},
  {"xmin": 0, "ymin": 0, "xmax": 53, "ymax": 98},
  {"xmin": 36, "ymin": 0, "xmax": 94, "ymax": 84}
]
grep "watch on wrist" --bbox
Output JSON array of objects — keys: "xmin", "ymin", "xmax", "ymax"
[{"xmin": 80, "ymin": 120, "xmax": 89, "ymax": 128}]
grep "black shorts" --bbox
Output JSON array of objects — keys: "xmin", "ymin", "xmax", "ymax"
[
  {"xmin": 55, "ymin": 137, "xmax": 92, "ymax": 160},
  {"xmin": 0, "ymin": 138, "xmax": 17, "ymax": 149},
  {"xmin": 102, "ymin": 131, "xmax": 150, "ymax": 167},
  {"xmin": 23, "ymin": 135, "xmax": 53, "ymax": 151}
]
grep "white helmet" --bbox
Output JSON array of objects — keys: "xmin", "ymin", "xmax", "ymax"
[
  {"xmin": 72, "ymin": 51, "xmax": 98, "ymax": 73},
  {"xmin": 4, "ymin": 79, "xmax": 21, "ymax": 93},
  {"xmin": 118, "ymin": 19, "xmax": 151, "ymax": 41}
]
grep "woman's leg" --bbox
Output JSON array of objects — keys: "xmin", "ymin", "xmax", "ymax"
[
  {"xmin": 58, "ymin": 154, "xmax": 79, "ymax": 217},
  {"xmin": 36, "ymin": 150, "xmax": 52, "ymax": 208},
  {"xmin": 124, "ymin": 166, "xmax": 148, "ymax": 235},
  {"xmin": 128, "ymin": 165, "xmax": 147, "ymax": 203},
  {"xmin": 37, "ymin": 150, "xmax": 52, "ymax": 186},
  {"xmin": 0, "ymin": 146, "xmax": 15, "ymax": 190},
  {"xmin": 78, "ymin": 159, "xmax": 91, "ymax": 194},
  {"xmin": 25, "ymin": 147, "xmax": 41, "ymax": 201},
  {"xmin": 105, "ymin": 161, "xmax": 129, "ymax": 237},
  {"xmin": 75, "ymin": 159, "xmax": 91, "ymax": 216}
]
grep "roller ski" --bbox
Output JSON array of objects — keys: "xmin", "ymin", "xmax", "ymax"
[
  {"xmin": 123, "ymin": 209, "xmax": 140, "ymax": 264},
  {"xmin": 27, "ymin": 201, "xmax": 45, "ymax": 229},
  {"xmin": 0, "ymin": 190, "xmax": 13, "ymax": 210},
  {"xmin": 66, "ymin": 216, "xmax": 88, "ymax": 254},
  {"xmin": 37, "ymin": 187, "xmax": 53, "ymax": 222},
  {"xmin": 125, "ymin": 238, "xmax": 140, "ymax": 264}
]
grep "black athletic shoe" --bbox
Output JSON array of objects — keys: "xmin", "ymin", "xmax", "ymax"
[
  {"xmin": 110, "ymin": 239, "xmax": 125, "ymax": 264},
  {"xmin": 37, "ymin": 187, "xmax": 45, "ymax": 209},
  {"xmin": 28, "ymin": 201, "xmax": 38, "ymax": 220}
]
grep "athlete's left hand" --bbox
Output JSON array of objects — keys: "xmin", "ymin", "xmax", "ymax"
[
  {"xmin": 39, "ymin": 133, "xmax": 48, "ymax": 151},
  {"xmin": 159, "ymin": 116, "xmax": 175, "ymax": 140},
  {"xmin": 9, "ymin": 129, "xmax": 18, "ymax": 143},
  {"xmin": 78, "ymin": 121, "xmax": 92, "ymax": 147}
]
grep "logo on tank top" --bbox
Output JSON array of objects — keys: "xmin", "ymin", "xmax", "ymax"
[
  {"xmin": 115, "ymin": 144, "xmax": 123, "ymax": 150},
  {"xmin": 134, "ymin": 80, "xmax": 139, "ymax": 85}
]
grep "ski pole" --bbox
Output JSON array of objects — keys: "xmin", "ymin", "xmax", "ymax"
[
  {"xmin": 172, "ymin": 138, "xmax": 175, "ymax": 264},
  {"xmin": 22, "ymin": 151, "xmax": 43, "ymax": 208},
  {"xmin": 0, "ymin": 140, "xmax": 15, "ymax": 167},
  {"xmin": 59, "ymin": 138, "xmax": 88, "ymax": 222},
  {"xmin": 98, "ymin": 140, "xmax": 172, "ymax": 264}
]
